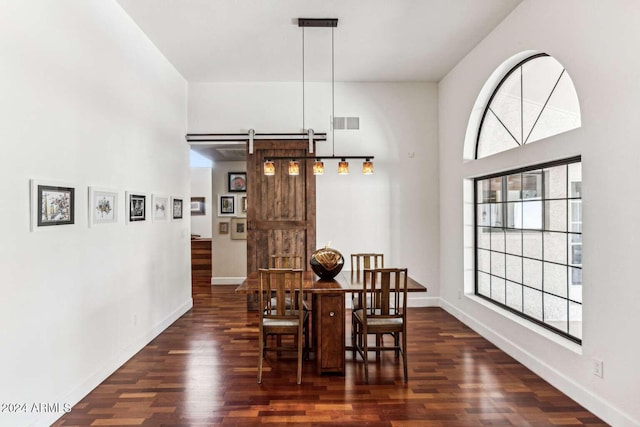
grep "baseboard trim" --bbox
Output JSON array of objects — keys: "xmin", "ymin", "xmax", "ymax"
[
  {"xmin": 439, "ymin": 298, "xmax": 639, "ymax": 427},
  {"xmin": 43, "ymin": 298, "xmax": 193, "ymax": 427},
  {"xmin": 408, "ymin": 295, "xmax": 441, "ymax": 308},
  {"xmin": 212, "ymin": 276, "xmax": 245, "ymax": 285}
]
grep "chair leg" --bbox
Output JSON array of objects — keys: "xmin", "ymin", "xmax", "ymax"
[
  {"xmin": 355, "ymin": 320, "xmax": 362, "ymax": 360},
  {"xmin": 402, "ymin": 329, "xmax": 408, "ymax": 383},
  {"xmin": 297, "ymin": 329, "xmax": 303, "ymax": 385},
  {"xmin": 394, "ymin": 332, "xmax": 400, "ymax": 358},
  {"xmin": 351, "ymin": 314, "xmax": 357, "ymax": 359},
  {"xmin": 257, "ymin": 330, "xmax": 264, "ymax": 384},
  {"xmin": 350, "ymin": 314, "xmax": 354, "ymax": 357},
  {"xmin": 304, "ymin": 315, "xmax": 310, "ymax": 360},
  {"xmin": 363, "ymin": 327, "xmax": 369, "ymax": 384}
]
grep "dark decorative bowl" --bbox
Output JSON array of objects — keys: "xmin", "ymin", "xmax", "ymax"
[{"xmin": 310, "ymin": 247, "xmax": 344, "ymax": 279}]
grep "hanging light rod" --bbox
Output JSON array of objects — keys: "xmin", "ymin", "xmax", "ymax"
[
  {"xmin": 298, "ymin": 18, "xmax": 338, "ymax": 27},
  {"xmin": 186, "ymin": 132, "xmax": 326, "ymax": 141}
]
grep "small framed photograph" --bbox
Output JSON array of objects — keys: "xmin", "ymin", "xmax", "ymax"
[
  {"xmin": 31, "ymin": 180, "xmax": 75, "ymax": 231},
  {"xmin": 172, "ymin": 197, "xmax": 183, "ymax": 220},
  {"xmin": 218, "ymin": 194, "xmax": 235, "ymax": 216},
  {"xmin": 219, "ymin": 222, "xmax": 229, "ymax": 234},
  {"xmin": 126, "ymin": 191, "xmax": 146, "ymax": 223},
  {"xmin": 191, "ymin": 197, "xmax": 205, "ymax": 216},
  {"xmin": 152, "ymin": 194, "xmax": 169, "ymax": 221},
  {"xmin": 239, "ymin": 195, "xmax": 248, "ymax": 216},
  {"xmin": 89, "ymin": 187, "xmax": 118, "ymax": 226},
  {"xmin": 228, "ymin": 172, "xmax": 247, "ymax": 192},
  {"xmin": 230, "ymin": 217, "xmax": 247, "ymax": 240}
]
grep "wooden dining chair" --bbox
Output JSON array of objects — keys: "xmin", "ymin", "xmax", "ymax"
[
  {"xmin": 271, "ymin": 254, "xmax": 303, "ymax": 269},
  {"xmin": 352, "ymin": 268, "xmax": 409, "ymax": 384},
  {"xmin": 258, "ymin": 268, "xmax": 308, "ymax": 385},
  {"xmin": 350, "ymin": 253, "xmax": 385, "ymax": 351}
]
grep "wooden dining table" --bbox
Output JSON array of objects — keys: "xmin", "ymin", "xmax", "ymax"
[{"xmin": 236, "ymin": 270, "xmax": 427, "ymax": 376}]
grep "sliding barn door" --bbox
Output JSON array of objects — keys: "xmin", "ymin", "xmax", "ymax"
[{"xmin": 246, "ymin": 140, "xmax": 316, "ymax": 272}]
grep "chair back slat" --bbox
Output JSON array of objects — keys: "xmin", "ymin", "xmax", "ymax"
[{"xmin": 379, "ymin": 271, "xmax": 391, "ymax": 315}]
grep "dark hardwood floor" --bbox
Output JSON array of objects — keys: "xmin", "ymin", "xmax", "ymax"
[{"xmin": 53, "ymin": 277, "xmax": 607, "ymax": 426}]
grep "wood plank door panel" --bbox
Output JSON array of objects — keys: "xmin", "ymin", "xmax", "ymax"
[{"xmin": 247, "ymin": 140, "xmax": 316, "ymax": 273}]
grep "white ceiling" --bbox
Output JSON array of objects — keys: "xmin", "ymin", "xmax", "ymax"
[{"xmin": 116, "ymin": 0, "xmax": 522, "ymax": 83}]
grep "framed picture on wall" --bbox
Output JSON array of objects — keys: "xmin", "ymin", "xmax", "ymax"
[
  {"xmin": 30, "ymin": 180, "xmax": 76, "ymax": 231},
  {"xmin": 230, "ymin": 217, "xmax": 247, "ymax": 240},
  {"xmin": 228, "ymin": 172, "xmax": 247, "ymax": 192},
  {"xmin": 218, "ymin": 194, "xmax": 235, "ymax": 216},
  {"xmin": 152, "ymin": 194, "xmax": 169, "ymax": 221},
  {"xmin": 219, "ymin": 221, "xmax": 229, "ymax": 234},
  {"xmin": 126, "ymin": 191, "xmax": 146, "ymax": 222},
  {"xmin": 190, "ymin": 197, "xmax": 205, "ymax": 216},
  {"xmin": 172, "ymin": 197, "xmax": 183, "ymax": 220},
  {"xmin": 88, "ymin": 187, "xmax": 118, "ymax": 226},
  {"xmin": 239, "ymin": 195, "xmax": 247, "ymax": 216}
]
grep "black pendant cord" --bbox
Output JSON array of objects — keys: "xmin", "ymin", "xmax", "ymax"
[
  {"xmin": 331, "ymin": 26, "xmax": 335, "ymax": 157},
  {"xmin": 302, "ymin": 27, "xmax": 305, "ymax": 133}
]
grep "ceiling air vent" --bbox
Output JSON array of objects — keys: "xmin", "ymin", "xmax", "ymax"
[
  {"xmin": 346, "ymin": 117, "xmax": 360, "ymax": 130},
  {"xmin": 333, "ymin": 116, "xmax": 360, "ymax": 130}
]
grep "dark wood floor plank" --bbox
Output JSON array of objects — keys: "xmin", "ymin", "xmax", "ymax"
[{"xmin": 53, "ymin": 278, "xmax": 608, "ymax": 426}]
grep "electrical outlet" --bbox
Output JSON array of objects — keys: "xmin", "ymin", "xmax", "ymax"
[
  {"xmin": 457, "ymin": 289, "xmax": 462, "ymax": 299},
  {"xmin": 132, "ymin": 313, "xmax": 138, "ymax": 326},
  {"xmin": 592, "ymin": 358, "xmax": 603, "ymax": 378}
]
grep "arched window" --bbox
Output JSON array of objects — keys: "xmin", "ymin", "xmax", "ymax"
[
  {"xmin": 471, "ymin": 53, "xmax": 582, "ymax": 343},
  {"xmin": 476, "ymin": 53, "xmax": 581, "ymax": 159}
]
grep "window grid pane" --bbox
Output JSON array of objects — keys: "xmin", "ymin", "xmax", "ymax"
[{"xmin": 475, "ymin": 158, "xmax": 582, "ymax": 343}]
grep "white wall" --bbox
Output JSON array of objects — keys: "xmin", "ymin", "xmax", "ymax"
[
  {"xmin": 190, "ymin": 167, "xmax": 213, "ymax": 238},
  {"xmin": 0, "ymin": 2, "xmax": 191, "ymax": 426},
  {"xmin": 189, "ymin": 82, "xmax": 439, "ymax": 299},
  {"xmin": 439, "ymin": 1, "xmax": 640, "ymax": 425},
  {"xmin": 211, "ymin": 161, "xmax": 247, "ymax": 283}
]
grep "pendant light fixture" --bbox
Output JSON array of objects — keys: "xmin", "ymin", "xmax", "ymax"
[
  {"xmin": 313, "ymin": 159, "xmax": 325, "ymax": 175},
  {"xmin": 338, "ymin": 159, "xmax": 349, "ymax": 175},
  {"xmin": 263, "ymin": 159, "xmax": 275, "ymax": 176},
  {"xmin": 288, "ymin": 159, "xmax": 300, "ymax": 176},
  {"xmin": 261, "ymin": 18, "xmax": 374, "ymax": 176},
  {"xmin": 362, "ymin": 158, "xmax": 374, "ymax": 175}
]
